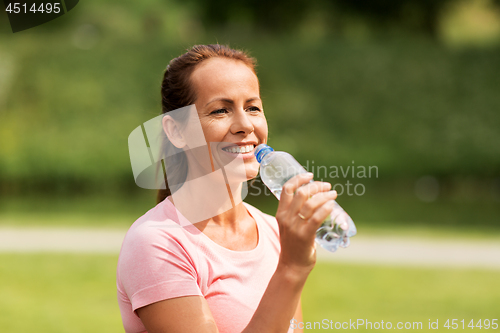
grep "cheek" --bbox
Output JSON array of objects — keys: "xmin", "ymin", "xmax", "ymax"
[
  {"xmin": 254, "ymin": 117, "xmax": 268, "ymax": 141},
  {"xmin": 200, "ymin": 120, "xmax": 227, "ymax": 143},
  {"xmin": 253, "ymin": 115, "xmax": 267, "ymax": 134}
]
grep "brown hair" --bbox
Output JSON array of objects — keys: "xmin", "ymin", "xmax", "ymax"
[{"xmin": 157, "ymin": 44, "xmax": 257, "ymax": 203}]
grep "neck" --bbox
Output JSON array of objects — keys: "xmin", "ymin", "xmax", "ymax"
[
  {"xmin": 209, "ymin": 200, "xmax": 247, "ymax": 226},
  {"xmin": 168, "ymin": 148, "xmax": 249, "ymax": 227},
  {"xmin": 168, "ymin": 175, "xmax": 246, "ymax": 227}
]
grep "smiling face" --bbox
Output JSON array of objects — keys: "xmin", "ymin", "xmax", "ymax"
[{"xmin": 190, "ymin": 57, "xmax": 268, "ymax": 180}]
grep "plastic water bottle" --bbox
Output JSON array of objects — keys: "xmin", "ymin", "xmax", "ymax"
[{"xmin": 255, "ymin": 144, "xmax": 357, "ymax": 252}]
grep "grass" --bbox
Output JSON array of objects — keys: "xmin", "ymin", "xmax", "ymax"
[
  {"xmin": 0, "ymin": 253, "xmax": 122, "ymax": 333},
  {"xmin": 0, "ymin": 254, "xmax": 499, "ymax": 333},
  {"xmin": 302, "ymin": 263, "xmax": 500, "ymax": 332}
]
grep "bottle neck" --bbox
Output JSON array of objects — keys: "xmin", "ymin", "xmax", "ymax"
[{"xmin": 255, "ymin": 144, "xmax": 274, "ymax": 163}]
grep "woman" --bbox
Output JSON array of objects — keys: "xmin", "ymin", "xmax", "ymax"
[{"xmin": 117, "ymin": 44, "xmax": 338, "ymax": 333}]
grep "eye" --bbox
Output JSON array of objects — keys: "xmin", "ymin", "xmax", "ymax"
[
  {"xmin": 210, "ymin": 108, "xmax": 228, "ymax": 115},
  {"xmin": 247, "ymin": 106, "xmax": 261, "ymax": 112}
]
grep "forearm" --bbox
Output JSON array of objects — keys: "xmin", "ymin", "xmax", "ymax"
[
  {"xmin": 242, "ymin": 263, "xmax": 311, "ymax": 333},
  {"xmin": 242, "ymin": 174, "xmax": 332, "ymax": 333}
]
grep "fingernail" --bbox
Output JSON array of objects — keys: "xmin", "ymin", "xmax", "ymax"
[
  {"xmin": 305, "ymin": 172, "xmax": 314, "ymax": 177},
  {"xmin": 330, "ymin": 190, "xmax": 337, "ymax": 196}
]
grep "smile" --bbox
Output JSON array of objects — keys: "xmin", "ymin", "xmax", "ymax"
[{"xmin": 221, "ymin": 144, "xmax": 255, "ymax": 154}]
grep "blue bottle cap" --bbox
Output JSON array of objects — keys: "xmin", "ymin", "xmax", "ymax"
[{"xmin": 254, "ymin": 144, "xmax": 274, "ymax": 163}]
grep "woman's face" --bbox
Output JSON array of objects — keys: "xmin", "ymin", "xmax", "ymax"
[{"xmin": 190, "ymin": 57, "xmax": 268, "ymax": 180}]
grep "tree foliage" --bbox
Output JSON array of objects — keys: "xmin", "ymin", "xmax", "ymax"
[{"xmin": 188, "ymin": 0, "xmax": 499, "ymax": 37}]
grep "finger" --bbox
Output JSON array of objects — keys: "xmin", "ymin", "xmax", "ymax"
[
  {"xmin": 288, "ymin": 181, "xmax": 331, "ymax": 216},
  {"xmin": 298, "ymin": 181, "xmax": 332, "ymax": 198},
  {"xmin": 279, "ymin": 173, "xmax": 314, "ymax": 208},
  {"xmin": 298, "ymin": 190, "xmax": 337, "ymax": 220},
  {"xmin": 306, "ymin": 200, "xmax": 336, "ymax": 232}
]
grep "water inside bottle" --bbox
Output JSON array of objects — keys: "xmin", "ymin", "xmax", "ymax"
[
  {"xmin": 316, "ymin": 214, "xmax": 353, "ymax": 250},
  {"xmin": 265, "ymin": 177, "xmax": 356, "ymax": 252},
  {"xmin": 257, "ymin": 149, "xmax": 356, "ymax": 253}
]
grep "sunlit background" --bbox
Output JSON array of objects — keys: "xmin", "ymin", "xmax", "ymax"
[{"xmin": 1, "ymin": 0, "xmax": 499, "ymax": 331}]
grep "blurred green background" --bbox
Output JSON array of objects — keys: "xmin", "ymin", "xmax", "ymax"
[{"xmin": 0, "ymin": 0, "xmax": 499, "ymax": 331}]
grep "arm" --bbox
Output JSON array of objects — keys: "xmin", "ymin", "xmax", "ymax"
[
  {"xmin": 138, "ymin": 294, "xmax": 304, "ymax": 333},
  {"xmin": 136, "ymin": 296, "xmax": 218, "ymax": 333},
  {"xmin": 138, "ymin": 173, "xmax": 335, "ymax": 333},
  {"xmin": 294, "ymin": 299, "xmax": 304, "ymax": 333},
  {"xmin": 137, "ymin": 268, "xmax": 305, "ymax": 333}
]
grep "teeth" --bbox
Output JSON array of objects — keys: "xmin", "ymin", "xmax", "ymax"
[{"xmin": 223, "ymin": 144, "xmax": 254, "ymax": 153}]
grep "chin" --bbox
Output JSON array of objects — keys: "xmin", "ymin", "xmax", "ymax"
[{"xmin": 244, "ymin": 163, "xmax": 260, "ymax": 181}]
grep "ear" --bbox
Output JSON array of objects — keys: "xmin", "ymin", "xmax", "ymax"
[{"xmin": 162, "ymin": 115, "xmax": 186, "ymax": 149}]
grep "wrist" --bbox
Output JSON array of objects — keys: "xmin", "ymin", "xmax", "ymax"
[{"xmin": 275, "ymin": 261, "xmax": 312, "ymax": 286}]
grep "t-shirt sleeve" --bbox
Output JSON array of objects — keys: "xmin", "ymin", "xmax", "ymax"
[{"xmin": 117, "ymin": 222, "xmax": 203, "ymax": 312}]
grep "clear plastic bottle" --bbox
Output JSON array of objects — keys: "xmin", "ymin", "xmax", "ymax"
[{"xmin": 255, "ymin": 144, "xmax": 357, "ymax": 252}]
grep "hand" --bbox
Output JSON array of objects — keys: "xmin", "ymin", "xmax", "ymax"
[{"xmin": 275, "ymin": 173, "xmax": 338, "ymax": 273}]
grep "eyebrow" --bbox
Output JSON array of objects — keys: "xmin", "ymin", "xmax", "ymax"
[{"xmin": 205, "ymin": 97, "xmax": 261, "ymax": 107}]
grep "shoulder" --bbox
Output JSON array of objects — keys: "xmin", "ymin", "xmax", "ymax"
[
  {"xmin": 120, "ymin": 201, "xmax": 179, "ymax": 248},
  {"xmin": 123, "ymin": 198, "xmax": 198, "ymax": 242},
  {"xmin": 117, "ymin": 199, "xmax": 202, "ymax": 300},
  {"xmin": 118, "ymin": 200, "xmax": 200, "ymax": 276}
]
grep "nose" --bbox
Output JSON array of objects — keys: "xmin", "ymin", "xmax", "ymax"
[{"xmin": 230, "ymin": 109, "xmax": 254, "ymax": 135}]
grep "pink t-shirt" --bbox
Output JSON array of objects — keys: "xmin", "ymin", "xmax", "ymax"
[{"xmin": 116, "ymin": 198, "xmax": 294, "ymax": 333}]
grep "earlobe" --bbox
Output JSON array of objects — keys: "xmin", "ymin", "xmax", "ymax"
[{"xmin": 162, "ymin": 115, "xmax": 186, "ymax": 149}]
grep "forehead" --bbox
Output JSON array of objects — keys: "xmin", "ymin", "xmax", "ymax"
[{"xmin": 190, "ymin": 57, "xmax": 259, "ymax": 98}]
